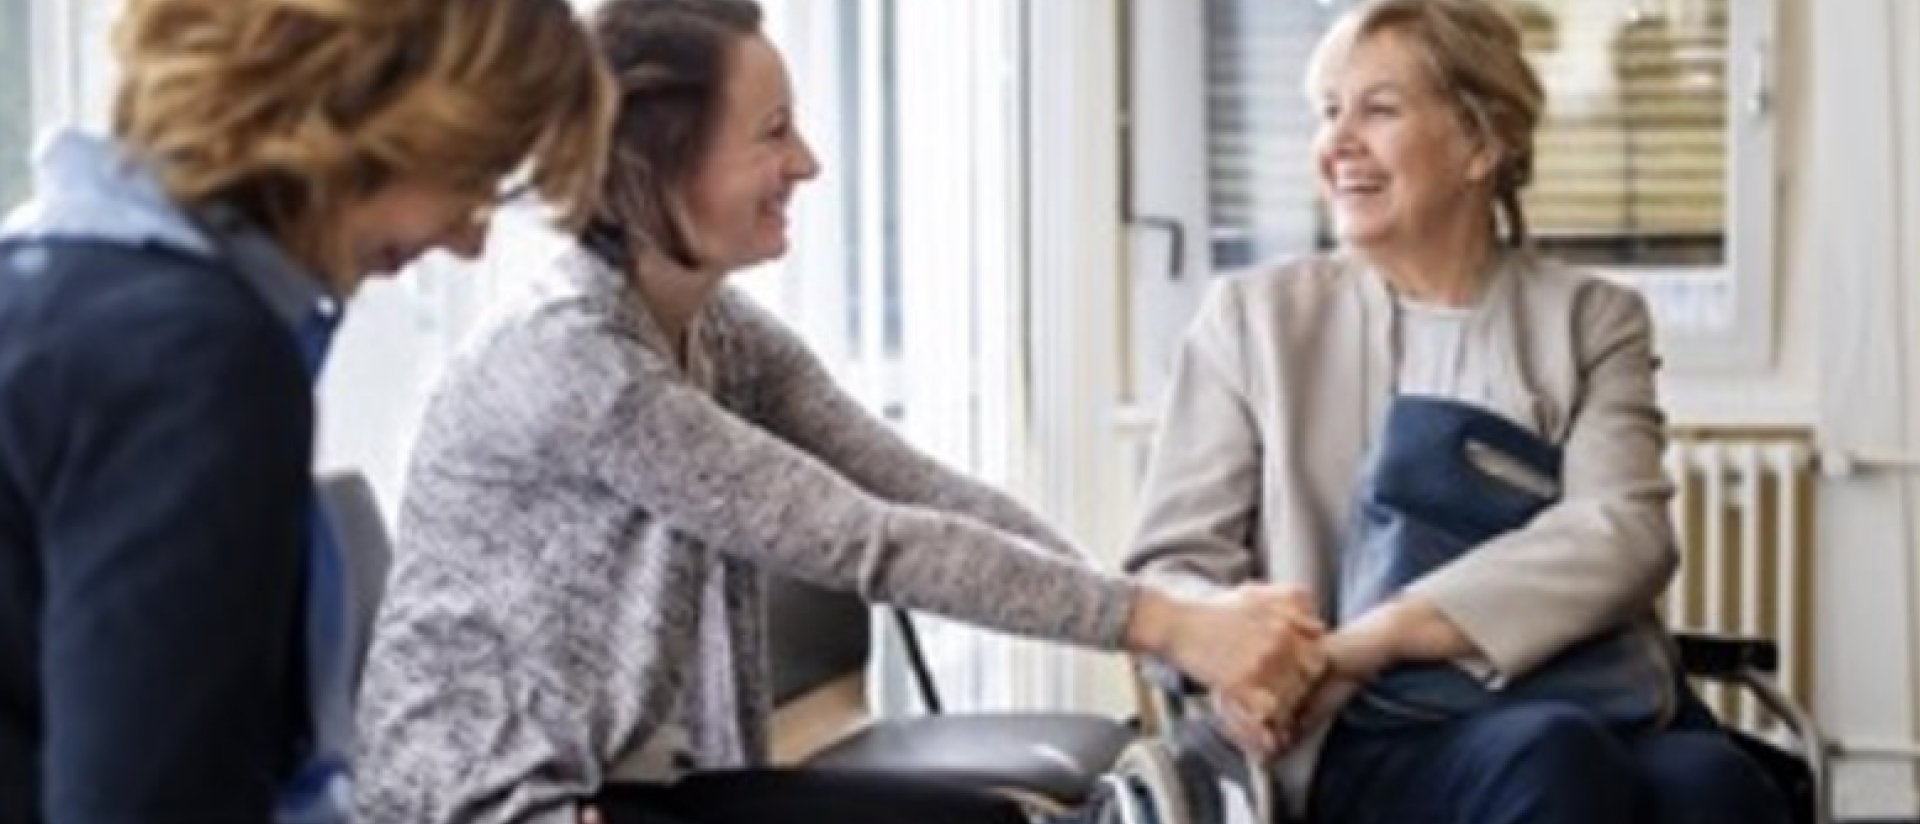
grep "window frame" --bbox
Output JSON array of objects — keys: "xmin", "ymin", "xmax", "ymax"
[
  {"xmin": 1605, "ymin": 0, "xmax": 1780, "ymax": 373},
  {"xmin": 5, "ymin": 0, "xmax": 107, "ymax": 209},
  {"xmin": 30, "ymin": 0, "xmax": 113, "ymax": 133},
  {"xmin": 27, "ymin": 1, "xmax": 64, "ymax": 132}
]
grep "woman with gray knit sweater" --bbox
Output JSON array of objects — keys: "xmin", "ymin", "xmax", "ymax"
[{"xmin": 352, "ymin": 2, "xmax": 1324, "ymax": 823}]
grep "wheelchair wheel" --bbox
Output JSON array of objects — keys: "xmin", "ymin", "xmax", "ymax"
[{"xmin": 1108, "ymin": 738, "xmax": 1192, "ymax": 824}]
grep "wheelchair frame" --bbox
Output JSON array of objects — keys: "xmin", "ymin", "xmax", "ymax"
[{"xmin": 1112, "ymin": 630, "xmax": 1830, "ymax": 824}]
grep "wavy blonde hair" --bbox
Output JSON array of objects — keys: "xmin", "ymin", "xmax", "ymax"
[
  {"xmin": 112, "ymin": 0, "xmax": 615, "ymax": 282},
  {"xmin": 1306, "ymin": 0, "xmax": 1545, "ymax": 246}
]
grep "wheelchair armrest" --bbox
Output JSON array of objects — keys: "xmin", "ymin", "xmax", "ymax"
[
  {"xmin": 1674, "ymin": 631, "xmax": 1780, "ymax": 680},
  {"xmin": 1150, "ymin": 633, "xmax": 1783, "ymax": 690}
]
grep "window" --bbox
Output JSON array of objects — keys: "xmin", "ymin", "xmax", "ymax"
[
  {"xmin": 2, "ymin": 0, "xmax": 124, "ymax": 212},
  {"xmin": 1, "ymin": 0, "xmax": 31, "ymax": 209},
  {"xmin": 1159, "ymin": 0, "xmax": 1779, "ymax": 372},
  {"xmin": 743, "ymin": 0, "xmax": 1053, "ymax": 713},
  {"xmin": 1520, "ymin": 2, "xmax": 1730, "ymax": 270},
  {"xmin": 1204, "ymin": 0, "xmax": 1336, "ymax": 271}
]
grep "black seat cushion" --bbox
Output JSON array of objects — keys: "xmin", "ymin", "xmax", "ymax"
[{"xmin": 806, "ymin": 713, "xmax": 1134, "ymax": 805}]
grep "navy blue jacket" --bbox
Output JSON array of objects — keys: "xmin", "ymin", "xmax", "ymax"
[{"xmin": 0, "ymin": 237, "xmax": 311, "ymax": 823}]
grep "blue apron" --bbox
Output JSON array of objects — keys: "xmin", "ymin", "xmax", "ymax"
[{"xmin": 1338, "ymin": 394, "xmax": 1672, "ymax": 731}]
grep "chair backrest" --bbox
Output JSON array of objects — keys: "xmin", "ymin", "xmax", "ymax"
[
  {"xmin": 316, "ymin": 471, "xmax": 392, "ymax": 690},
  {"xmin": 765, "ymin": 574, "xmax": 872, "ymax": 705},
  {"xmin": 764, "ymin": 574, "xmax": 878, "ymax": 763}
]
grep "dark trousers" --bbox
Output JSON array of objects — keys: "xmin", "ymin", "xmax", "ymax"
[
  {"xmin": 595, "ymin": 768, "xmax": 1029, "ymax": 824},
  {"xmin": 1308, "ymin": 697, "xmax": 1791, "ymax": 824}
]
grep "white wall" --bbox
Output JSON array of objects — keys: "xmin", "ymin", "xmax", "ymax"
[
  {"xmin": 315, "ymin": 217, "xmax": 571, "ymax": 514},
  {"xmin": 1797, "ymin": 0, "xmax": 1919, "ymax": 815},
  {"xmin": 1904, "ymin": 8, "xmax": 1920, "ymax": 793}
]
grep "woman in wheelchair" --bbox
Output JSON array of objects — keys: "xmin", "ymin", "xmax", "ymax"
[
  {"xmin": 1124, "ymin": 1, "xmax": 1791, "ymax": 822},
  {"xmin": 353, "ymin": 1, "xmax": 1326, "ymax": 822}
]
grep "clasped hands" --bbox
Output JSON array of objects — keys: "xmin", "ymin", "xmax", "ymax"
[{"xmin": 1149, "ymin": 583, "xmax": 1418, "ymax": 761}]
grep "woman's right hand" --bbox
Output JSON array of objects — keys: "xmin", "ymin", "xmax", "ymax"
[{"xmin": 1127, "ymin": 583, "xmax": 1327, "ymax": 733}]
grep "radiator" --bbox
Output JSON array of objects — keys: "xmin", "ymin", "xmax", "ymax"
[{"xmin": 1661, "ymin": 432, "xmax": 1818, "ymax": 734}]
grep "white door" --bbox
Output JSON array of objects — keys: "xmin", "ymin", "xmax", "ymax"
[{"xmin": 1122, "ymin": 0, "xmax": 1211, "ymax": 406}]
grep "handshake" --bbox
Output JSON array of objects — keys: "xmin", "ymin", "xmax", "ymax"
[{"xmin": 1127, "ymin": 583, "xmax": 1374, "ymax": 760}]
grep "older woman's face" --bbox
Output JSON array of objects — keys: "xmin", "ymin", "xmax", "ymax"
[{"xmin": 1312, "ymin": 31, "xmax": 1498, "ymax": 252}]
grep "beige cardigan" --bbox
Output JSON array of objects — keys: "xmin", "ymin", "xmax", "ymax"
[{"xmin": 1124, "ymin": 250, "xmax": 1680, "ymax": 811}]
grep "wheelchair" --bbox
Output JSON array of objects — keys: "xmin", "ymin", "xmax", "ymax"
[
  {"xmin": 1105, "ymin": 630, "xmax": 1830, "ymax": 824},
  {"xmin": 770, "ymin": 563, "xmax": 1832, "ymax": 824},
  {"xmin": 1675, "ymin": 631, "xmax": 1829, "ymax": 824}
]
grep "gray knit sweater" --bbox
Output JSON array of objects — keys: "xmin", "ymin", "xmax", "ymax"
[{"xmin": 352, "ymin": 242, "xmax": 1136, "ymax": 824}]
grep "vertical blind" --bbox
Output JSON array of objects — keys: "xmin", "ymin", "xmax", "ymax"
[
  {"xmin": 745, "ymin": 0, "xmax": 1067, "ymax": 714},
  {"xmin": 1205, "ymin": 0, "xmax": 1728, "ymax": 270}
]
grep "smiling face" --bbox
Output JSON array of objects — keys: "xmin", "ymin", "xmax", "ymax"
[
  {"xmin": 1311, "ymin": 30, "xmax": 1501, "ymax": 255},
  {"xmin": 679, "ymin": 34, "xmax": 820, "ymax": 274},
  {"xmin": 336, "ymin": 179, "xmax": 493, "ymax": 283}
]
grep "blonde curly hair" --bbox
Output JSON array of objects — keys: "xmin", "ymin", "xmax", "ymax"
[{"xmin": 112, "ymin": 0, "xmax": 615, "ymax": 282}]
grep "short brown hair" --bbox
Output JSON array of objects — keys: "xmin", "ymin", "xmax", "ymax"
[
  {"xmin": 583, "ymin": 0, "xmax": 764, "ymax": 272},
  {"xmin": 1306, "ymin": 0, "xmax": 1546, "ymax": 246},
  {"xmin": 112, "ymin": 0, "xmax": 616, "ymax": 282}
]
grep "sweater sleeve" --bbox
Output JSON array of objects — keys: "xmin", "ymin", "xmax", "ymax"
[
  {"xmin": 1123, "ymin": 280, "xmax": 1264, "ymax": 599},
  {"xmin": 722, "ymin": 292, "xmax": 1082, "ymax": 558},
  {"xmin": 1408, "ymin": 284, "xmax": 1679, "ymax": 681},
  {"xmin": 31, "ymin": 298, "xmax": 309, "ymax": 824},
  {"xmin": 537, "ymin": 310, "xmax": 1135, "ymax": 650}
]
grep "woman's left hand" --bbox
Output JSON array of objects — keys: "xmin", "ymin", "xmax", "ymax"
[{"xmin": 1280, "ymin": 596, "xmax": 1474, "ymax": 746}]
